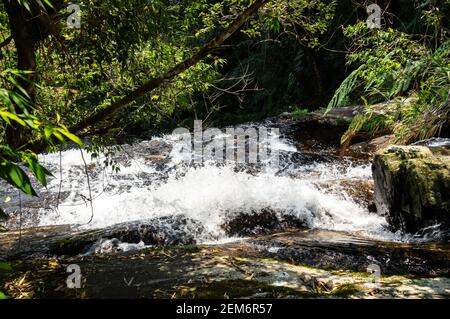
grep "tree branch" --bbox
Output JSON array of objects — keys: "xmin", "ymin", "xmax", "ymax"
[
  {"xmin": 23, "ymin": 0, "xmax": 269, "ymax": 153},
  {"xmin": 69, "ymin": 0, "xmax": 269, "ymax": 135},
  {"xmin": 0, "ymin": 35, "xmax": 12, "ymax": 50}
]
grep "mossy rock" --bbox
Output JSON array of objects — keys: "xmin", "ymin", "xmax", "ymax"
[{"xmin": 373, "ymin": 145, "xmax": 450, "ymax": 234}]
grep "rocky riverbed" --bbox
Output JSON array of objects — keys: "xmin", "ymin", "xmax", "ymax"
[
  {"xmin": 1, "ymin": 231, "xmax": 449, "ymax": 299},
  {"xmin": 1, "ymin": 112, "xmax": 449, "ymax": 299}
]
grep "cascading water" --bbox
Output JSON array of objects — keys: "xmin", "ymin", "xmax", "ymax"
[{"xmin": 1, "ymin": 121, "xmax": 405, "ymax": 244}]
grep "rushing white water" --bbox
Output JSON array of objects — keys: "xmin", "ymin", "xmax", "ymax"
[{"xmin": 2, "ymin": 122, "xmax": 404, "ymax": 242}]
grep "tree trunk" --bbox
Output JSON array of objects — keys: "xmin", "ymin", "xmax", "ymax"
[
  {"xmin": 3, "ymin": 0, "xmax": 65, "ymax": 149},
  {"xmin": 3, "ymin": 0, "xmax": 37, "ymax": 148}
]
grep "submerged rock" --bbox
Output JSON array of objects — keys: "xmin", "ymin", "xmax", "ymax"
[
  {"xmin": 0, "ymin": 215, "xmax": 206, "ymax": 259},
  {"xmin": 222, "ymin": 208, "xmax": 307, "ymax": 236},
  {"xmin": 372, "ymin": 145, "xmax": 450, "ymax": 235}
]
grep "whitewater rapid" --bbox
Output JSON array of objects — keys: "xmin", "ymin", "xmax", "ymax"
[{"xmin": 7, "ymin": 122, "xmax": 402, "ymax": 243}]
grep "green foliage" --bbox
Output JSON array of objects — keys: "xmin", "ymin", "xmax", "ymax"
[
  {"xmin": 0, "ymin": 261, "xmax": 11, "ymax": 298},
  {"xmin": 327, "ymin": 65, "xmax": 364, "ymax": 111},
  {"xmin": 0, "ymin": 70, "xmax": 81, "ymax": 220},
  {"xmin": 264, "ymin": 0, "xmax": 336, "ymax": 48},
  {"xmin": 329, "ymin": 23, "xmax": 429, "ymax": 106},
  {"xmin": 17, "ymin": 0, "xmax": 53, "ymax": 11},
  {"xmin": 34, "ymin": 0, "xmax": 236, "ymax": 133},
  {"xmin": 19, "ymin": 0, "xmax": 338, "ymax": 133},
  {"xmin": 0, "ymin": 261, "xmax": 12, "ymax": 272},
  {"xmin": 329, "ymin": 15, "xmax": 449, "ymax": 145},
  {"xmin": 291, "ymin": 107, "xmax": 309, "ymax": 120},
  {"xmin": 201, "ymin": 0, "xmax": 336, "ymax": 125},
  {"xmin": 340, "ymin": 98, "xmax": 398, "ymax": 145}
]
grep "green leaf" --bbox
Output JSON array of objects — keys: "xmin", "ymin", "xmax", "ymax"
[
  {"xmin": 56, "ymin": 128, "xmax": 83, "ymax": 146},
  {"xmin": 0, "ymin": 291, "xmax": 7, "ymax": 299},
  {"xmin": 0, "ymin": 162, "xmax": 37, "ymax": 196},
  {"xmin": 0, "ymin": 110, "xmax": 26, "ymax": 127},
  {"xmin": 0, "ymin": 262, "xmax": 12, "ymax": 273},
  {"xmin": 44, "ymin": 126, "xmax": 54, "ymax": 141},
  {"xmin": 0, "ymin": 145, "xmax": 20, "ymax": 160},
  {"xmin": 0, "ymin": 208, "xmax": 8, "ymax": 220},
  {"xmin": 52, "ymin": 131, "xmax": 64, "ymax": 142},
  {"xmin": 24, "ymin": 156, "xmax": 53, "ymax": 187}
]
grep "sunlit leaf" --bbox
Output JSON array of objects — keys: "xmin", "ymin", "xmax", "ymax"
[
  {"xmin": 56, "ymin": 128, "xmax": 83, "ymax": 146},
  {"xmin": 0, "ymin": 162, "xmax": 37, "ymax": 196},
  {"xmin": 24, "ymin": 156, "xmax": 53, "ymax": 187}
]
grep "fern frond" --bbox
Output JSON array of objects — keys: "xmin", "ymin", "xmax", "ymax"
[{"xmin": 326, "ymin": 65, "xmax": 365, "ymax": 112}]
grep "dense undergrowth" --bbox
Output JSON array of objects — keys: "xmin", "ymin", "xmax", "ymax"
[{"xmin": 329, "ymin": 23, "xmax": 449, "ymax": 145}]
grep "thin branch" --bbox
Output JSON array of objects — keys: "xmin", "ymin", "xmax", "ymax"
[
  {"xmin": 80, "ymin": 148, "xmax": 94, "ymax": 225},
  {"xmin": 0, "ymin": 35, "xmax": 12, "ymax": 50},
  {"xmin": 23, "ymin": 0, "xmax": 270, "ymax": 153},
  {"xmin": 68, "ymin": 0, "xmax": 269, "ymax": 135},
  {"xmin": 18, "ymin": 191, "xmax": 22, "ymax": 248}
]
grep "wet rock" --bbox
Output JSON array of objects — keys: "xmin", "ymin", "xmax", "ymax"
[
  {"xmin": 251, "ymin": 230, "xmax": 450, "ymax": 277},
  {"xmin": 372, "ymin": 145, "xmax": 450, "ymax": 235},
  {"xmin": 413, "ymin": 138, "xmax": 450, "ymax": 148},
  {"xmin": 73, "ymin": 215, "xmax": 206, "ymax": 254},
  {"xmin": 222, "ymin": 208, "xmax": 307, "ymax": 236},
  {"xmin": 117, "ymin": 140, "xmax": 172, "ymax": 167},
  {"xmin": 83, "ymin": 238, "xmax": 147, "ymax": 255},
  {"xmin": 368, "ymin": 202, "xmax": 377, "ymax": 213},
  {"xmin": 90, "ymin": 215, "xmax": 205, "ymax": 246},
  {"xmin": 2, "ymin": 231, "xmax": 449, "ymax": 299},
  {"xmin": 279, "ymin": 107, "xmax": 362, "ymax": 155},
  {"xmin": 347, "ymin": 135, "xmax": 395, "ymax": 159},
  {"xmin": 0, "ymin": 216, "xmax": 205, "ymax": 259},
  {"xmin": 292, "ymin": 121, "xmax": 348, "ymax": 154},
  {"xmin": 283, "ymin": 106, "xmax": 363, "ymax": 127},
  {"xmin": 412, "ymin": 224, "xmax": 450, "ymax": 242},
  {"xmin": 137, "ymin": 215, "xmax": 205, "ymax": 245}
]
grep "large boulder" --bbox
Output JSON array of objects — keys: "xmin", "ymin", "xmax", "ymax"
[{"xmin": 372, "ymin": 145, "xmax": 450, "ymax": 234}]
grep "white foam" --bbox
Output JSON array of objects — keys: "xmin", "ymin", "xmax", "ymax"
[{"xmin": 30, "ymin": 124, "xmax": 400, "ymax": 242}]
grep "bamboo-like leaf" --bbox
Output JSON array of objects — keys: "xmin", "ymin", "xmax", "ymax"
[
  {"xmin": 56, "ymin": 128, "xmax": 83, "ymax": 146},
  {"xmin": 0, "ymin": 162, "xmax": 37, "ymax": 196},
  {"xmin": 24, "ymin": 156, "xmax": 53, "ymax": 187}
]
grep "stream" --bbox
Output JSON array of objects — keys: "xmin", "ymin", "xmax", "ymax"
[
  {"xmin": 1, "ymin": 119, "xmax": 449, "ymax": 298},
  {"xmin": 1, "ymin": 119, "xmax": 401, "ymax": 244}
]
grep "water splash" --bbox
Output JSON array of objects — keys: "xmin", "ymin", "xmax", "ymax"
[{"xmin": 2, "ymin": 123, "xmax": 402, "ymax": 242}]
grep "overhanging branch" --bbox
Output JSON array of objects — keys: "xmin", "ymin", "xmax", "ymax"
[
  {"xmin": 0, "ymin": 36, "xmax": 13, "ymax": 50},
  {"xmin": 23, "ymin": 0, "xmax": 270, "ymax": 153},
  {"xmin": 68, "ymin": 0, "xmax": 269, "ymax": 135}
]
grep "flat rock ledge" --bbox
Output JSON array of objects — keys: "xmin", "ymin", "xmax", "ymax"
[{"xmin": 1, "ymin": 230, "xmax": 449, "ymax": 299}]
